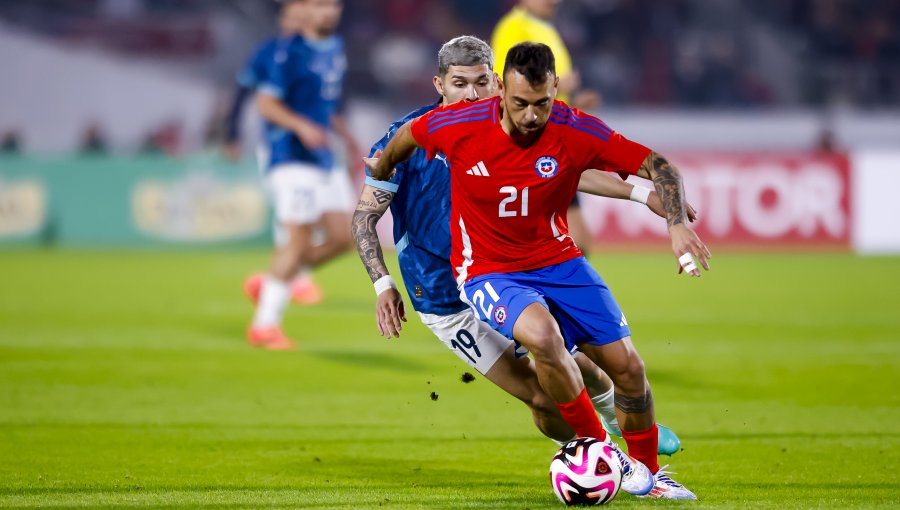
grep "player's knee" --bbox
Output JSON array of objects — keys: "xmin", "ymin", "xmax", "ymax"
[
  {"xmin": 607, "ymin": 353, "xmax": 646, "ymax": 392},
  {"xmin": 525, "ymin": 332, "xmax": 567, "ymax": 362}
]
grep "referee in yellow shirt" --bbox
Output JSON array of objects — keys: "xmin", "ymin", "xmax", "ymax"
[{"xmin": 492, "ymin": 0, "xmax": 601, "ymax": 252}]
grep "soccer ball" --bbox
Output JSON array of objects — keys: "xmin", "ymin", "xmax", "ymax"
[{"xmin": 549, "ymin": 437, "xmax": 623, "ymax": 506}]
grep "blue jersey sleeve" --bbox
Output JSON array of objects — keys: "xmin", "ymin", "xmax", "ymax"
[
  {"xmin": 365, "ymin": 119, "xmax": 406, "ymax": 193},
  {"xmin": 259, "ymin": 38, "xmax": 293, "ymax": 99},
  {"xmin": 236, "ymin": 38, "xmax": 276, "ymax": 89}
]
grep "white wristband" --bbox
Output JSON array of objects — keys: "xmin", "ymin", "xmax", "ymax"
[
  {"xmin": 373, "ymin": 275, "xmax": 397, "ymax": 296},
  {"xmin": 629, "ymin": 185, "xmax": 651, "ymax": 204}
]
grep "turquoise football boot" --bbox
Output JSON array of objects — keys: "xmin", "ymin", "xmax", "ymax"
[{"xmin": 601, "ymin": 418, "xmax": 682, "ymax": 456}]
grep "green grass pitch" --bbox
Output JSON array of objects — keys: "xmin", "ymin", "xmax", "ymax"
[{"xmin": 1, "ymin": 249, "xmax": 899, "ymax": 509}]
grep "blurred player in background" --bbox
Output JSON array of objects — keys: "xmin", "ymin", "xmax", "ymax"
[
  {"xmin": 222, "ymin": 0, "xmax": 305, "ymax": 162},
  {"xmin": 224, "ymin": 0, "xmax": 328, "ymax": 306},
  {"xmin": 492, "ymin": 0, "xmax": 601, "ymax": 255},
  {"xmin": 355, "ymin": 36, "xmax": 684, "ymax": 472},
  {"xmin": 247, "ymin": 0, "xmax": 359, "ymax": 349},
  {"xmin": 368, "ymin": 42, "xmax": 710, "ymax": 499}
]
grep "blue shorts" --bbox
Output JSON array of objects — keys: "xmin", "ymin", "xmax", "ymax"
[{"xmin": 461, "ymin": 257, "xmax": 630, "ymax": 350}]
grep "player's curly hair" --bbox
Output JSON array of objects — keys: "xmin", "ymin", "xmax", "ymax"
[{"xmin": 503, "ymin": 42, "xmax": 556, "ymax": 86}]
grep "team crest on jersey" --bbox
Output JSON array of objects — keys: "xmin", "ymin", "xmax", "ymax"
[
  {"xmin": 493, "ymin": 305, "xmax": 508, "ymax": 326},
  {"xmin": 535, "ymin": 156, "xmax": 559, "ymax": 178}
]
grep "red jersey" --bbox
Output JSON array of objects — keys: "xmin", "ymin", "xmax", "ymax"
[{"xmin": 410, "ymin": 97, "xmax": 650, "ymax": 285}]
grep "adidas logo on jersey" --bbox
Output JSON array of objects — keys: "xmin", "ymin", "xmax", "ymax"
[{"xmin": 466, "ymin": 161, "xmax": 490, "ymax": 176}]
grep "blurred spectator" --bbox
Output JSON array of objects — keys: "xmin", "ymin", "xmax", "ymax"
[
  {"xmin": 1, "ymin": 130, "xmax": 22, "ymax": 154},
  {"xmin": 139, "ymin": 121, "xmax": 183, "ymax": 157},
  {"xmin": 0, "ymin": 0, "xmax": 899, "ymax": 114},
  {"xmin": 815, "ymin": 126, "xmax": 841, "ymax": 154},
  {"xmin": 79, "ymin": 123, "xmax": 109, "ymax": 155}
]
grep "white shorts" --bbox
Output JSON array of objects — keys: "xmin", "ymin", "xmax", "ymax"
[
  {"xmin": 419, "ymin": 309, "xmax": 527, "ymax": 375},
  {"xmin": 266, "ymin": 162, "xmax": 354, "ymax": 226}
]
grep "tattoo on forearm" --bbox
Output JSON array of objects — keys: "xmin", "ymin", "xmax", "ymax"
[
  {"xmin": 643, "ymin": 151, "xmax": 686, "ymax": 228},
  {"xmin": 614, "ymin": 390, "xmax": 654, "ymax": 414},
  {"xmin": 352, "ymin": 188, "xmax": 394, "ymax": 283},
  {"xmin": 352, "ymin": 210, "xmax": 389, "ymax": 282},
  {"xmin": 373, "ymin": 189, "xmax": 393, "ymax": 204}
]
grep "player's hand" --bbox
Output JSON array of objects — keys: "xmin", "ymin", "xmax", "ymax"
[
  {"xmin": 363, "ymin": 150, "xmax": 395, "ymax": 180},
  {"xmin": 293, "ymin": 118, "xmax": 328, "ymax": 149},
  {"xmin": 648, "ymin": 192, "xmax": 698, "ymax": 222},
  {"xmin": 222, "ymin": 141, "xmax": 241, "ymax": 162},
  {"xmin": 376, "ymin": 287, "xmax": 406, "ymax": 338},
  {"xmin": 668, "ymin": 223, "xmax": 711, "ymax": 277}
]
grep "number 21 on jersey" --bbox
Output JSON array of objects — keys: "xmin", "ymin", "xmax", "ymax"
[{"xmin": 499, "ymin": 186, "xmax": 529, "ymax": 217}]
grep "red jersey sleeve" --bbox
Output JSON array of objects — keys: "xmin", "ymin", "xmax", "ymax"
[
  {"xmin": 587, "ymin": 131, "xmax": 652, "ymax": 177},
  {"xmin": 555, "ymin": 103, "xmax": 651, "ymax": 177},
  {"xmin": 409, "ymin": 111, "xmax": 442, "ymax": 160}
]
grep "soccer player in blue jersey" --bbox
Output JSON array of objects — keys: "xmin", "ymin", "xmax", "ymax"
[
  {"xmin": 353, "ymin": 37, "xmax": 690, "ymax": 492},
  {"xmin": 222, "ymin": 0, "xmax": 306, "ymax": 162},
  {"xmin": 225, "ymin": 0, "xmax": 347, "ymax": 308},
  {"xmin": 247, "ymin": 0, "xmax": 360, "ymax": 349}
]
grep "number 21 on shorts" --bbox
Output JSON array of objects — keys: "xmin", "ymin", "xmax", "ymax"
[{"xmin": 468, "ymin": 281, "xmax": 502, "ymax": 323}]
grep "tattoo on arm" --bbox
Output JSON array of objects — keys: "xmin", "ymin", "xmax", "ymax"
[
  {"xmin": 642, "ymin": 151, "xmax": 686, "ymax": 228},
  {"xmin": 352, "ymin": 186, "xmax": 394, "ymax": 283},
  {"xmin": 372, "ymin": 188, "xmax": 393, "ymax": 205},
  {"xmin": 614, "ymin": 390, "xmax": 654, "ymax": 414}
]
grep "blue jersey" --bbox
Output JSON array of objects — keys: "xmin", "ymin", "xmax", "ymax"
[
  {"xmin": 237, "ymin": 37, "xmax": 279, "ymax": 89},
  {"xmin": 260, "ymin": 34, "xmax": 347, "ymax": 171},
  {"xmin": 367, "ymin": 102, "xmax": 468, "ymax": 316},
  {"xmin": 225, "ymin": 38, "xmax": 279, "ymax": 143}
]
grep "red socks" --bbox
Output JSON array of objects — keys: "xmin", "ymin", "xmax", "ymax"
[
  {"xmin": 623, "ymin": 424, "xmax": 660, "ymax": 473},
  {"xmin": 556, "ymin": 388, "xmax": 607, "ymax": 441}
]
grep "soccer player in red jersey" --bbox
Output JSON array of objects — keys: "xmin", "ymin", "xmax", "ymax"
[{"xmin": 368, "ymin": 42, "xmax": 709, "ymax": 499}]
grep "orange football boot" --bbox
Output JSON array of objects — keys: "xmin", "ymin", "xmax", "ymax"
[{"xmin": 247, "ymin": 326, "xmax": 296, "ymax": 350}]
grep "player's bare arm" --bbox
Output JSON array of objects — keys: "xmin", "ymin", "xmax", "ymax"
[
  {"xmin": 257, "ymin": 94, "xmax": 328, "ymax": 148},
  {"xmin": 639, "ymin": 151, "xmax": 711, "ymax": 276},
  {"xmin": 577, "ymin": 170, "xmax": 697, "ymax": 221},
  {"xmin": 353, "ymin": 184, "xmax": 393, "ymax": 283},
  {"xmin": 365, "ymin": 122, "xmax": 420, "ymax": 181},
  {"xmin": 352, "ymin": 180, "xmax": 407, "ymax": 338}
]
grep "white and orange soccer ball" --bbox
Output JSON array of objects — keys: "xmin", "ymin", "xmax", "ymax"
[{"xmin": 549, "ymin": 437, "xmax": 623, "ymax": 506}]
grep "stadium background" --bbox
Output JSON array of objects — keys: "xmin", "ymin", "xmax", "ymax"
[{"xmin": 1, "ymin": 0, "xmax": 899, "ymax": 508}]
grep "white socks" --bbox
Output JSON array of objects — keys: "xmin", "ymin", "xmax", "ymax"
[
  {"xmin": 295, "ymin": 266, "xmax": 312, "ymax": 283},
  {"xmin": 252, "ymin": 276, "xmax": 290, "ymax": 328},
  {"xmin": 591, "ymin": 387, "xmax": 622, "ymax": 436}
]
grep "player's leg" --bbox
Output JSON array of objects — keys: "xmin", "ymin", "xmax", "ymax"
[
  {"xmin": 248, "ymin": 165, "xmax": 323, "ymax": 349},
  {"xmin": 293, "ymin": 168, "xmax": 354, "ymax": 303},
  {"xmin": 462, "ymin": 276, "xmax": 606, "ymax": 441},
  {"xmin": 573, "ymin": 352, "xmax": 621, "ymax": 436},
  {"xmin": 574, "ymin": 349, "xmax": 681, "ymax": 455},
  {"xmin": 302, "ymin": 210, "xmax": 352, "ymax": 267},
  {"xmin": 304, "ymin": 168, "xmax": 353, "ymax": 265},
  {"xmin": 419, "ymin": 310, "xmax": 575, "ymax": 443},
  {"xmin": 579, "ymin": 340, "xmax": 695, "ymax": 499},
  {"xmin": 541, "ymin": 258, "xmax": 694, "ymax": 498}
]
